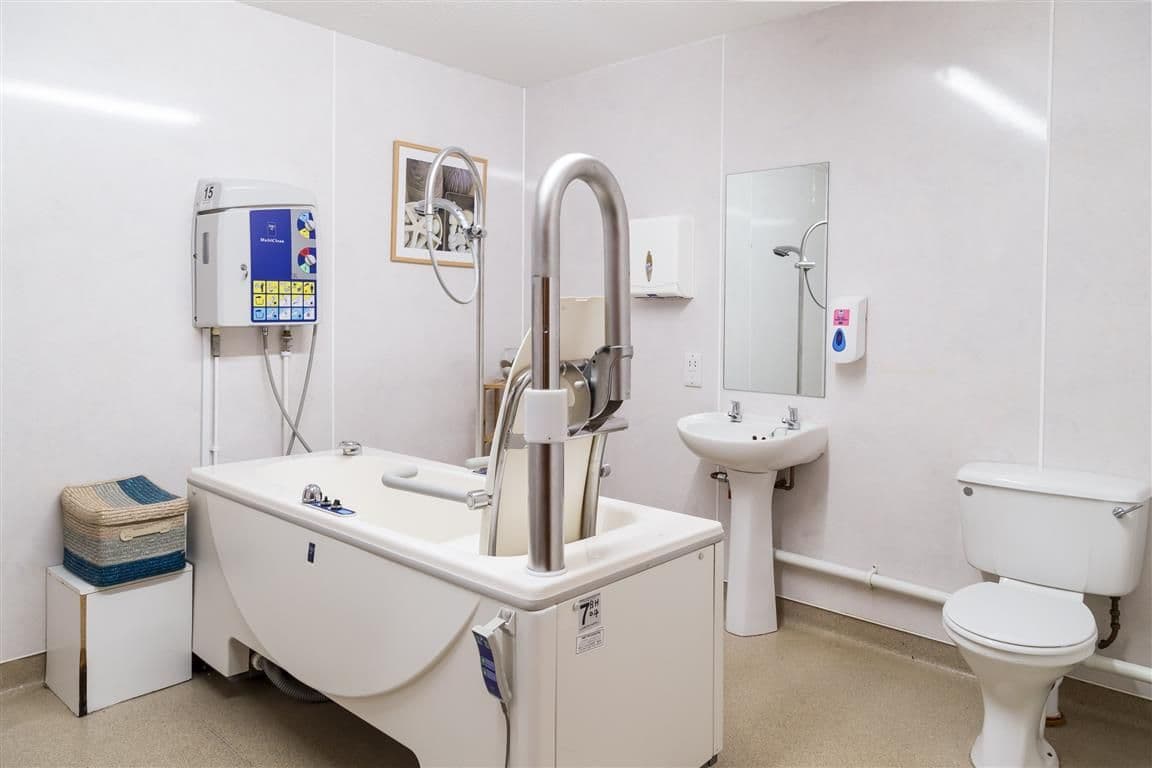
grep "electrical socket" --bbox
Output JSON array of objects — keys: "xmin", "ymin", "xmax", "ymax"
[{"xmin": 684, "ymin": 351, "xmax": 702, "ymax": 388}]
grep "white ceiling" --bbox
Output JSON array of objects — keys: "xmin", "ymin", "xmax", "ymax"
[{"xmin": 245, "ymin": 1, "xmax": 832, "ymax": 86}]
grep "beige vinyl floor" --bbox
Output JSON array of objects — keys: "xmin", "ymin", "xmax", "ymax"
[{"xmin": 2, "ymin": 616, "xmax": 1149, "ymax": 767}]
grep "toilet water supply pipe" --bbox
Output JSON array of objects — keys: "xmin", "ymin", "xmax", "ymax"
[{"xmin": 772, "ymin": 549, "xmax": 1152, "ymax": 685}]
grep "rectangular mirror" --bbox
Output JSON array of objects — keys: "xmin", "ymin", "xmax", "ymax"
[{"xmin": 724, "ymin": 163, "xmax": 829, "ymax": 397}]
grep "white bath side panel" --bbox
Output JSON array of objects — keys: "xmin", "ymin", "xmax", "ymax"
[
  {"xmin": 555, "ymin": 546, "xmax": 717, "ymax": 768},
  {"xmin": 187, "ymin": 488, "xmax": 260, "ymax": 676}
]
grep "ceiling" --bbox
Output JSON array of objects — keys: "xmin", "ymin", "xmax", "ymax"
[{"xmin": 245, "ymin": 1, "xmax": 832, "ymax": 86}]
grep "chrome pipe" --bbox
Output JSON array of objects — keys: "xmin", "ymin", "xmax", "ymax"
[
  {"xmin": 528, "ymin": 154, "xmax": 632, "ymax": 574},
  {"xmin": 423, "ymin": 146, "xmax": 487, "ymax": 458}
]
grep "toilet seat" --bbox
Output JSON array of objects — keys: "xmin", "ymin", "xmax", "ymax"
[{"xmin": 943, "ymin": 582, "xmax": 1097, "ymax": 654}]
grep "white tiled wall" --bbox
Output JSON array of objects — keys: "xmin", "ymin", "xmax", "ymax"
[
  {"xmin": 1041, "ymin": 0, "xmax": 1152, "ymax": 691},
  {"xmin": 525, "ymin": 38, "xmax": 724, "ymax": 518},
  {"xmin": 0, "ymin": 1, "xmax": 523, "ymax": 662},
  {"xmin": 525, "ymin": 1, "xmax": 1151, "ymax": 697},
  {"xmin": 330, "ymin": 36, "xmax": 524, "ymax": 463}
]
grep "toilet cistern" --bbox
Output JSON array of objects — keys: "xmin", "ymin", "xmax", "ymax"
[{"xmin": 677, "ymin": 409, "xmax": 828, "ymax": 635}]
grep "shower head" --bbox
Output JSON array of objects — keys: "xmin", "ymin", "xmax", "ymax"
[
  {"xmin": 773, "ymin": 245, "xmax": 801, "ymax": 259},
  {"xmin": 413, "ymin": 197, "xmax": 471, "ymax": 230}
]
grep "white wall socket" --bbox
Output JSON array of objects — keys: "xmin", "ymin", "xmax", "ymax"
[{"xmin": 684, "ymin": 351, "xmax": 703, "ymax": 388}]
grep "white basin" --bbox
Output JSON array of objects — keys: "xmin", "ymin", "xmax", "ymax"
[
  {"xmin": 677, "ymin": 411, "xmax": 828, "ymax": 636},
  {"xmin": 676, "ymin": 413, "xmax": 827, "ymax": 474}
]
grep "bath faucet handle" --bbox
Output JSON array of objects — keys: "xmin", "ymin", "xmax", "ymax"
[
  {"xmin": 728, "ymin": 400, "xmax": 743, "ymax": 422},
  {"xmin": 301, "ymin": 484, "xmax": 323, "ymax": 503},
  {"xmin": 338, "ymin": 440, "xmax": 362, "ymax": 456}
]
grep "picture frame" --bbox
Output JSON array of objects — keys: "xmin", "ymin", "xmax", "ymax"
[{"xmin": 390, "ymin": 140, "xmax": 488, "ymax": 268}]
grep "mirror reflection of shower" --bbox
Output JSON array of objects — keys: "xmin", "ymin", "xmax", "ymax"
[
  {"xmin": 774, "ymin": 219, "xmax": 827, "ymax": 311},
  {"xmin": 774, "ymin": 219, "xmax": 827, "ymax": 394}
]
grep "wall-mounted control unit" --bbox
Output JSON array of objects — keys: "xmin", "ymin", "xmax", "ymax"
[
  {"xmin": 193, "ymin": 179, "xmax": 318, "ymax": 328},
  {"xmin": 629, "ymin": 215, "xmax": 693, "ymax": 298},
  {"xmin": 829, "ymin": 295, "xmax": 867, "ymax": 363}
]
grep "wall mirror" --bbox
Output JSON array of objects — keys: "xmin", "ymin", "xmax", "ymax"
[{"xmin": 724, "ymin": 163, "xmax": 829, "ymax": 397}]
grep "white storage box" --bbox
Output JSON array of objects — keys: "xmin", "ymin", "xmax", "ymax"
[{"xmin": 46, "ymin": 563, "xmax": 192, "ymax": 716}]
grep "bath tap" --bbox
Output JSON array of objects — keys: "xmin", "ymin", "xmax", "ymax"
[
  {"xmin": 728, "ymin": 400, "xmax": 743, "ymax": 423},
  {"xmin": 301, "ymin": 484, "xmax": 323, "ymax": 503},
  {"xmin": 525, "ymin": 154, "xmax": 633, "ymax": 575}
]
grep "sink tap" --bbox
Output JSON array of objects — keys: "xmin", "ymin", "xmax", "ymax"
[
  {"xmin": 727, "ymin": 400, "xmax": 743, "ymax": 423},
  {"xmin": 782, "ymin": 406, "xmax": 799, "ymax": 430}
]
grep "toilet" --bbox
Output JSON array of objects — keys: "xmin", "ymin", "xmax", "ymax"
[{"xmin": 946, "ymin": 462, "xmax": 1150, "ymax": 768}]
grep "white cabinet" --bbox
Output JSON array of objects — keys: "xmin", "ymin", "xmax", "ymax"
[{"xmin": 46, "ymin": 564, "xmax": 192, "ymax": 715}]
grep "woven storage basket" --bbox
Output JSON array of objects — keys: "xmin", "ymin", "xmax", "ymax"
[{"xmin": 60, "ymin": 476, "xmax": 187, "ymax": 587}]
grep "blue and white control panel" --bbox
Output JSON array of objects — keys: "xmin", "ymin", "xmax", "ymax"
[
  {"xmin": 249, "ymin": 208, "xmax": 317, "ymax": 324},
  {"xmin": 192, "ymin": 179, "xmax": 319, "ymax": 328}
]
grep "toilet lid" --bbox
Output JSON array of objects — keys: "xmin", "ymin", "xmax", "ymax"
[{"xmin": 943, "ymin": 582, "xmax": 1096, "ymax": 649}]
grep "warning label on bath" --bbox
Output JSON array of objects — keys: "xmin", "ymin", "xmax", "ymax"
[
  {"xmin": 576, "ymin": 627, "xmax": 605, "ymax": 655},
  {"xmin": 576, "ymin": 593, "xmax": 601, "ymax": 631}
]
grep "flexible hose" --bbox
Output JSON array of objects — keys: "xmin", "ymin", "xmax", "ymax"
[
  {"xmin": 803, "ymin": 269, "xmax": 826, "ymax": 310},
  {"xmin": 255, "ymin": 655, "xmax": 328, "ymax": 703},
  {"xmin": 501, "ymin": 701, "xmax": 510, "ymax": 768},
  {"xmin": 425, "ymin": 213, "xmax": 481, "ymax": 305},
  {"xmin": 261, "ymin": 329, "xmax": 312, "ymax": 453},
  {"xmin": 286, "ymin": 325, "xmax": 319, "ymax": 455}
]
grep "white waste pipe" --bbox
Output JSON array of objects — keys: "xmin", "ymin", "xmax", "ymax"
[
  {"xmin": 280, "ymin": 350, "xmax": 289, "ymax": 455},
  {"xmin": 210, "ymin": 353, "xmax": 220, "ymax": 465},
  {"xmin": 773, "ymin": 548, "xmax": 1152, "ymax": 686},
  {"xmin": 774, "ymin": 548, "xmax": 950, "ymax": 605},
  {"xmin": 1080, "ymin": 654, "xmax": 1152, "ymax": 684}
]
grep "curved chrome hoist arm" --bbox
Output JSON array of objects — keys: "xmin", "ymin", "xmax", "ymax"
[{"xmin": 525, "ymin": 154, "xmax": 633, "ymax": 575}]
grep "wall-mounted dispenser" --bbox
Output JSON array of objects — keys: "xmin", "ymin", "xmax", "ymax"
[
  {"xmin": 829, "ymin": 295, "xmax": 867, "ymax": 363},
  {"xmin": 629, "ymin": 215, "xmax": 693, "ymax": 298},
  {"xmin": 193, "ymin": 179, "xmax": 318, "ymax": 327}
]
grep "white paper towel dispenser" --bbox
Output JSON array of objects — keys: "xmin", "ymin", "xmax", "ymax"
[{"xmin": 629, "ymin": 215, "xmax": 693, "ymax": 298}]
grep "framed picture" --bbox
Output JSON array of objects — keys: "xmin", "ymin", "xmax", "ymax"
[{"xmin": 390, "ymin": 140, "xmax": 488, "ymax": 268}]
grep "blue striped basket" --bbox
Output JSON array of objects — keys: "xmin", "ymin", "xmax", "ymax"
[{"xmin": 60, "ymin": 476, "xmax": 187, "ymax": 587}]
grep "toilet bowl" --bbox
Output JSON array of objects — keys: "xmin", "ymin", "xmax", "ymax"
[{"xmin": 943, "ymin": 580, "xmax": 1097, "ymax": 768}]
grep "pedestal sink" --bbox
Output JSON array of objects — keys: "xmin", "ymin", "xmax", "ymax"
[{"xmin": 677, "ymin": 412, "xmax": 828, "ymax": 636}]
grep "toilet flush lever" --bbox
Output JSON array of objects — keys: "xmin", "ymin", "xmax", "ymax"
[{"xmin": 1112, "ymin": 502, "xmax": 1143, "ymax": 518}]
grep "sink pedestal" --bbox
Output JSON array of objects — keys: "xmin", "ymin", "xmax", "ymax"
[{"xmin": 726, "ymin": 469, "xmax": 779, "ymax": 636}]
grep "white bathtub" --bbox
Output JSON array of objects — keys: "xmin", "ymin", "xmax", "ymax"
[{"xmin": 188, "ymin": 448, "xmax": 725, "ymax": 767}]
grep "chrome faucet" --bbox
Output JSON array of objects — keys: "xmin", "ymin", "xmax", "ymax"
[
  {"xmin": 728, "ymin": 400, "xmax": 743, "ymax": 422},
  {"xmin": 526, "ymin": 154, "xmax": 633, "ymax": 575},
  {"xmin": 782, "ymin": 405, "xmax": 800, "ymax": 430}
]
